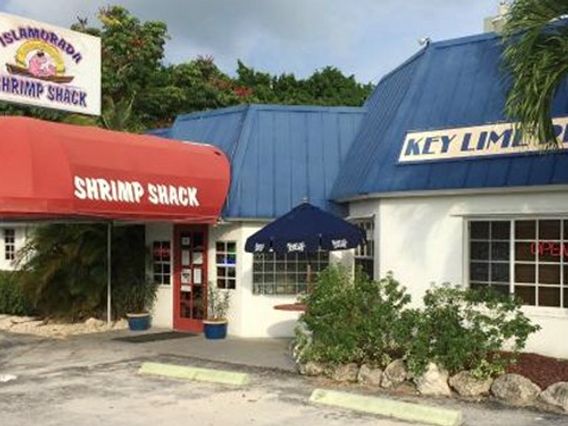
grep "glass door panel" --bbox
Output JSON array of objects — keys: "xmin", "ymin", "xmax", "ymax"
[{"xmin": 173, "ymin": 226, "xmax": 208, "ymax": 332}]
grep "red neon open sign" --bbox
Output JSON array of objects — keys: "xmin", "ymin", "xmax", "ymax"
[{"xmin": 530, "ymin": 242, "xmax": 568, "ymax": 259}]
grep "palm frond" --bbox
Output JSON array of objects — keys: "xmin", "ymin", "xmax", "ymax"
[{"xmin": 502, "ymin": 0, "xmax": 568, "ymax": 150}]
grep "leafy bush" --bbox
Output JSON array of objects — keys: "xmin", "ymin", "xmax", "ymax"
[
  {"xmin": 112, "ymin": 279, "xmax": 158, "ymax": 314},
  {"xmin": 299, "ymin": 267, "xmax": 540, "ymax": 378},
  {"xmin": 206, "ymin": 284, "xmax": 231, "ymax": 321},
  {"xmin": 300, "ymin": 266, "xmax": 412, "ymax": 366},
  {"xmin": 404, "ymin": 285, "xmax": 540, "ymax": 378},
  {"xmin": 0, "ymin": 271, "xmax": 34, "ymax": 316}
]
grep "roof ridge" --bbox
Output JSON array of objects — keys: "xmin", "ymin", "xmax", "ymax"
[{"xmin": 175, "ymin": 104, "xmax": 251, "ymax": 122}]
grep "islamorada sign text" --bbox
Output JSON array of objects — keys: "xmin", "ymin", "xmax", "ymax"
[{"xmin": 0, "ymin": 13, "xmax": 101, "ymax": 115}]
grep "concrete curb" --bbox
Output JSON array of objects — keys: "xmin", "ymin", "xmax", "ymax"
[
  {"xmin": 138, "ymin": 362, "xmax": 250, "ymax": 386},
  {"xmin": 310, "ymin": 388, "xmax": 462, "ymax": 426}
]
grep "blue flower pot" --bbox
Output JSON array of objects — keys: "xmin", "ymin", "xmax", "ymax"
[
  {"xmin": 203, "ymin": 321, "xmax": 228, "ymax": 339},
  {"xmin": 127, "ymin": 313, "xmax": 151, "ymax": 331}
]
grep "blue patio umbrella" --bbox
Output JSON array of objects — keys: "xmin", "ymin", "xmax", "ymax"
[{"xmin": 245, "ymin": 202, "xmax": 365, "ymax": 255}]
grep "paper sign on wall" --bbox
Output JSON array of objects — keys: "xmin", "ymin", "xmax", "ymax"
[
  {"xmin": 193, "ymin": 268, "xmax": 202, "ymax": 285},
  {"xmin": 0, "ymin": 13, "xmax": 101, "ymax": 115}
]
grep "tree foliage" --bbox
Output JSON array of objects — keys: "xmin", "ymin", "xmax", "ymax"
[
  {"xmin": 503, "ymin": 0, "xmax": 568, "ymax": 149},
  {"xmin": 16, "ymin": 224, "xmax": 150, "ymax": 320}
]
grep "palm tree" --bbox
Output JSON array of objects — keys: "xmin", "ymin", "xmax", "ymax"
[
  {"xmin": 100, "ymin": 95, "xmax": 137, "ymax": 131},
  {"xmin": 502, "ymin": 0, "xmax": 568, "ymax": 149}
]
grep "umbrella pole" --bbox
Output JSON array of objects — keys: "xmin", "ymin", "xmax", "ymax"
[
  {"xmin": 307, "ymin": 263, "xmax": 312, "ymax": 294},
  {"xmin": 107, "ymin": 222, "xmax": 112, "ymax": 325}
]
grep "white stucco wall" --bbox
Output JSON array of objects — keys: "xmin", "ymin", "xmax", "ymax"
[
  {"xmin": 146, "ymin": 223, "xmax": 174, "ymax": 329},
  {"xmin": 0, "ymin": 225, "xmax": 28, "ymax": 271},
  {"xmin": 349, "ymin": 189, "xmax": 568, "ymax": 359},
  {"xmin": 210, "ymin": 222, "xmax": 302, "ymax": 338}
]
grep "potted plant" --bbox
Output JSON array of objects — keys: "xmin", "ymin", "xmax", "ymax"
[
  {"xmin": 203, "ymin": 284, "xmax": 231, "ymax": 339},
  {"xmin": 122, "ymin": 279, "xmax": 159, "ymax": 331}
]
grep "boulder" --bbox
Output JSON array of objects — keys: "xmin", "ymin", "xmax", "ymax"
[
  {"xmin": 301, "ymin": 361, "xmax": 326, "ymax": 377},
  {"xmin": 540, "ymin": 382, "xmax": 568, "ymax": 412},
  {"xmin": 449, "ymin": 371, "xmax": 493, "ymax": 398},
  {"xmin": 84, "ymin": 317, "xmax": 105, "ymax": 329},
  {"xmin": 414, "ymin": 362, "xmax": 451, "ymax": 397},
  {"xmin": 112, "ymin": 319, "xmax": 128, "ymax": 330},
  {"xmin": 381, "ymin": 359, "xmax": 408, "ymax": 389},
  {"xmin": 357, "ymin": 364, "xmax": 383, "ymax": 386},
  {"xmin": 491, "ymin": 374, "xmax": 541, "ymax": 407},
  {"xmin": 330, "ymin": 363, "xmax": 359, "ymax": 382}
]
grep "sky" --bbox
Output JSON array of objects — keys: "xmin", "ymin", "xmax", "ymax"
[{"xmin": 0, "ymin": 0, "xmax": 501, "ymax": 83}]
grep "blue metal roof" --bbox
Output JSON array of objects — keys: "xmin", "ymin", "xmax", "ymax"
[
  {"xmin": 331, "ymin": 31, "xmax": 568, "ymax": 200},
  {"xmin": 169, "ymin": 104, "xmax": 365, "ymax": 218}
]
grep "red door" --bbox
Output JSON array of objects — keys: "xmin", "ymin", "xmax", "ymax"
[{"xmin": 173, "ymin": 225, "xmax": 208, "ymax": 332}]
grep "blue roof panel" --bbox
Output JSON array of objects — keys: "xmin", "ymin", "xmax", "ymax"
[
  {"xmin": 169, "ymin": 104, "xmax": 365, "ymax": 218},
  {"xmin": 332, "ymin": 29, "xmax": 568, "ymax": 199}
]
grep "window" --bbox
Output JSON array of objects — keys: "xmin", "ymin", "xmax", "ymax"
[
  {"xmin": 4, "ymin": 228, "xmax": 15, "ymax": 261},
  {"xmin": 513, "ymin": 219, "xmax": 565, "ymax": 307},
  {"xmin": 253, "ymin": 251, "xmax": 329, "ymax": 295},
  {"xmin": 216, "ymin": 241, "xmax": 237, "ymax": 290},
  {"xmin": 468, "ymin": 219, "xmax": 568, "ymax": 308},
  {"xmin": 469, "ymin": 221, "xmax": 511, "ymax": 297},
  {"xmin": 152, "ymin": 241, "xmax": 171, "ymax": 285},
  {"xmin": 352, "ymin": 219, "xmax": 375, "ymax": 279}
]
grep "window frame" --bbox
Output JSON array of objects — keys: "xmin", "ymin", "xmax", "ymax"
[
  {"xmin": 152, "ymin": 241, "xmax": 171, "ymax": 286},
  {"xmin": 252, "ymin": 250, "xmax": 330, "ymax": 295},
  {"xmin": 3, "ymin": 228, "xmax": 16, "ymax": 262},
  {"xmin": 216, "ymin": 240, "xmax": 237, "ymax": 290},
  {"xmin": 350, "ymin": 217, "xmax": 375, "ymax": 280},
  {"xmin": 466, "ymin": 216, "xmax": 568, "ymax": 311}
]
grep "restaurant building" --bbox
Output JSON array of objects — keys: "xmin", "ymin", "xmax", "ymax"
[
  {"xmin": 3, "ymin": 28, "xmax": 568, "ymax": 358},
  {"xmin": 146, "ymin": 104, "xmax": 365, "ymax": 336},
  {"xmin": 331, "ymin": 30, "xmax": 568, "ymax": 358}
]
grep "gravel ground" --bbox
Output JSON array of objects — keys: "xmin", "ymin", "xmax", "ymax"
[
  {"xmin": 0, "ymin": 331, "xmax": 567, "ymax": 426},
  {"xmin": 0, "ymin": 315, "xmax": 127, "ymax": 339}
]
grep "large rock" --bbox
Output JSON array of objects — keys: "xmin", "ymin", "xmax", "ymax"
[
  {"xmin": 414, "ymin": 362, "xmax": 451, "ymax": 397},
  {"xmin": 330, "ymin": 363, "xmax": 359, "ymax": 382},
  {"xmin": 540, "ymin": 382, "xmax": 568, "ymax": 412},
  {"xmin": 300, "ymin": 361, "xmax": 326, "ymax": 377},
  {"xmin": 449, "ymin": 371, "xmax": 493, "ymax": 398},
  {"xmin": 381, "ymin": 359, "xmax": 408, "ymax": 389},
  {"xmin": 84, "ymin": 317, "xmax": 106, "ymax": 330},
  {"xmin": 357, "ymin": 364, "xmax": 383, "ymax": 386},
  {"xmin": 491, "ymin": 374, "xmax": 541, "ymax": 407}
]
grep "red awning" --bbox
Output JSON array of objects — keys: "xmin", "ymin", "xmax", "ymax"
[{"xmin": 0, "ymin": 117, "xmax": 230, "ymax": 223}]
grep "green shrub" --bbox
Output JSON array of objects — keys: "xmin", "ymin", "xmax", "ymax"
[
  {"xmin": 0, "ymin": 271, "xmax": 34, "ymax": 316},
  {"xmin": 111, "ymin": 279, "xmax": 158, "ymax": 315},
  {"xmin": 301, "ymin": 266, "xmax": 412, "ymax": 366},
  {"xmin": 206, "ymin": 284, "xmax": 231, "ymax": 321},
  {"xmin": 298, "ymin": 268, "xmax": 540, "ymax": 379},
  {"xmin": 404, "ymin": 285, "xmax": 540, "ymax": 378}
]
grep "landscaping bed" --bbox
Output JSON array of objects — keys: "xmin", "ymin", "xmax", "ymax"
[
  {"xmin": 292, "ymin": 266, "xmax": 568, "ymax": 414},
  {"xmin": 0, "ymin": 314, "xmax": 127, "ymax": 338},
  {"xmin": 506, "ymin": 352, "xmax": 568, "ymax": 389}
]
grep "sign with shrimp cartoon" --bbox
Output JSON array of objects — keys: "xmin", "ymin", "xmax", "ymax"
[{"xmin": 0, "ymin": 13, "xmax": 100, "ymax": 115}]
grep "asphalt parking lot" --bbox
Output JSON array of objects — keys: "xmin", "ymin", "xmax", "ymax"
[{"xmin": 0, "ymin": 330, "xmax": 566, "ymax": 426}]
